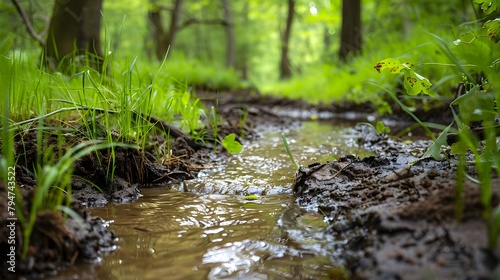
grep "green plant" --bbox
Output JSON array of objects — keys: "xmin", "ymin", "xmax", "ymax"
[
  {"xmin": 16, "ymin": 112, "xmax": 135, "ymax": 259},
  {"xmin": 357, "ymin": 121, "xmax": 391, "ymax": 135},
  {"xmin": 221, "ymin": 134, "xmax": 242, "ymax": 155},
  {"xmin": 210, "ymin": 106, "xmax": 219, "ymax": 150},
  {"xmin": 238, "ymin": 109, "xmax": 249, "ymax": 139},
  {"xmin": 281, "ymin": 133, "xmax": 299, "ymax": 171},
  {"xmin": 374, "ymin": 0, "xmax": 500, "ymax": 247}
]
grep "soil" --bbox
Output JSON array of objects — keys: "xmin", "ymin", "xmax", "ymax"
[
  {"xmin": 1, "ymin": 88, "xmax": 499, "ymax": 278},
  {"xmin": 294, "ymin": 129, "xmax": 500, "ymax": 279}
]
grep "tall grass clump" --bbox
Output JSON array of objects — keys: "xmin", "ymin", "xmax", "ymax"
[
  {"xmin": 374, "ymin": 1, "xmax": 500, "ymax": 247},
  {"xmin": 0, "ymin": 42, "xmax": 138, "ymax": 259}
]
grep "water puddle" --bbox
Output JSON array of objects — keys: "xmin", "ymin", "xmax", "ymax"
[{"xmin": 49, "ymin": 121, "xmax": 370, "ymax": 279}]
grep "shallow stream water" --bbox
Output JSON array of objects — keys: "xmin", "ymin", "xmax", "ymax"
[{"xmin": 49, "ymin": 121, "xmax": 371, "ymax": 279}]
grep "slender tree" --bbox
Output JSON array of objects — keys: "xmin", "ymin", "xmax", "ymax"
[
  {"xmin": 148, "ymin": 0, "xmax": 184, "ymax": 60},
  {"xmin": 280, "ymin": 0, "xmax": 295, "ymax": 79},
  {"xmin": 238, "ymin": 1, "xmax": 250, "ymax": 80},
  {"xmin": 222, "ymin": 0, "xmax": 235, "ymax": 68},
  {"xmin": 339, "ymin": 0, "xmax": 362, "ymax": 61}
]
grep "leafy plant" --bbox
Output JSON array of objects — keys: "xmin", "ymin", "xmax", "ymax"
[
  {"xmin": 357, "ymin": 121, "xmax": 391, "ymax": 136},
  {"xmin": 222, "ymin": 133, "xmax": 242, "ymax": 154},
  {"xmin": 374, "ymin": 58, "xmax": 433, "ymax": 96},
  {"xmin": 18, "ymin": 113, "xmax": 134, "ymax": 259}
]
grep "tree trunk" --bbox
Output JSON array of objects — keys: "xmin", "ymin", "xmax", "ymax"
[
  {"xmin": 239, "ymin": 2, "xmax": 249, "ymax": 80},
  {"xmin": 279, "ymin": 0, "xmax": 295, "ymax": 79},
  {"xmin": 338, "ymin": 0, "xmax": 362, "ymax": 62},
  {"xmin": 44, "ymin": 0, "xmax": 104, "ymax": 72},
  {"xmin": 148, "ymin": 0, "xmax": 183, "ymax": 60},
  {"xmin": 222, "ymin": 0, "xmax": 235, "ymax": 68},
  {"xmin": 323, "ymin": 25, "xmax": 331, "ymax": 54},
  {"xmin": 148, "ymin": 1, "xmax": 165, "ymax": 60}
]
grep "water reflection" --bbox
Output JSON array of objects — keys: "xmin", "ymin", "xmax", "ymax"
[{"xmin": 94, "ymin": 192, "xmax": 290, "ymax": 279}]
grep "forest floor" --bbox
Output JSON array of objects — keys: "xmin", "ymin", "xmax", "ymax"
[{"xmin": 1, "ymin": 90, "xmax": 499, "ymax": 279}]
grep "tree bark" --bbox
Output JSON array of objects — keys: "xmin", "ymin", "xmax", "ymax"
[
  {"xmin": 148, "ymin": 0, "xmax": 183, "ymax": 60},
  {"xmin": 239, "ymin": 1, "xmax": 249, "ymax": 80},
  {"xmin": 44, "ymin": 0, "xmax": 104, "ymax": 72},
  {"xmin": 338, "ymin": 0, "xmax": 362, "ymax": 62},
  {"xmin": 280, "ymin": 0, "xmax": 295, "ymax": 79},
  {"xmin": 222, "ymin": 0, "xmax": 235, "ymax": 68}
]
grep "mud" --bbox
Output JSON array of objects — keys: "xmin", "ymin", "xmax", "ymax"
[
  {"xmin": 1, "ymin": 88, "xmax": 499, "ymax": 278},
  {"xmin": 294, "ymin": 126, "xmax": 500, "ymax": 279},
  {"xmin": 0, "ymin": 180, "xmax": 116, "ymax": 278}
]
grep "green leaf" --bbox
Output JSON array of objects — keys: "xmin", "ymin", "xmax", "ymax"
[
  {"xmin": 423, "ymin": 123, "xmax": 453, "ymax": 160},
  {"xmin": 402, "ymin": 69, "xmax": 433, "ymax": 95},
  {"xmin": 373, "ymin": 58, "xmax": 411, "ymax": 74},
  {"xmin": 375, "ymin": 121, "xmax": 390, "ymax": 134},
  {"xmin": 453, "ymin": 31, "xmax": 477, "ymax": 45},
  {"xmin": 451, "ymin": 86, "xmax": 496, "ymax": 122},
  {"xmin": 374, "ymin": 59, "xmax": 432, "ymax": 95},
  {"xmin": 181, "ymin": 91, "xmax": 190, "ymax": 106},
  {"xmin": 245, "ymin": 194, "xmax": 260, "ymax": 200},
  {"xmin": 474, "ymin": 0, "xmax": 499, "ymax": 15},
  {"xmin": 484, "ymin": 18, "xmax": 500, "ymax": 42},
  {"xmin": 222, "ymin": 133, "xmax": 242, "ymax": 154}
]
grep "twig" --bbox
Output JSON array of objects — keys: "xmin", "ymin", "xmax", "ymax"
[
  {"xmin": 11, "ymin": 0, "xmax": 46, "ymax": 46},
  {"xmin": 325, "ymin": 162, "xmax": 353, "ymax": 180},
  {"xmin": 178, "ymin": 18, "xmax": 229, "ymax": 30}
]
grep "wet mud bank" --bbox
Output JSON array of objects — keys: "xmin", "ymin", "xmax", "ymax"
[{"xmin": 293, "ymin": 128, "xmax": 500, "ymax": 279}]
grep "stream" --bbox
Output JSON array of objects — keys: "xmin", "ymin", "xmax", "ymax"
[{"xmin": 49, "ymin": 121, "xmax": 372, "ymax": 279}]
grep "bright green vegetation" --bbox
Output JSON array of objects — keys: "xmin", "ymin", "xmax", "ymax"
[
  {"xmin": 281, "ymin": 133, "xmax": 300, "ymax": 171},
  {"xmin": 261, "ymin": 2, "xmax": 487, "ymax": 110}
]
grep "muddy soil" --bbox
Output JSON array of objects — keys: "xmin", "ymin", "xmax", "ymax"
[
  {"xmin": 294, "ymin": 125, "xmax": 500, "ymax": 279},
  {"xmin": 1, "ymin": 88, "xmax": 499, "ymax": 278}
]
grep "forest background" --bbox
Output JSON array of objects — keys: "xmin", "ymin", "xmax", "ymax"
[{"xmin": 1, "ymin": 0, "xmax": 487, "ymax": 109}]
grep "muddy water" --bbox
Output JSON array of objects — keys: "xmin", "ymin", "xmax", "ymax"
[{"xmin": 50, "ymin": 121, "xmax": 370, "ymax": 279}]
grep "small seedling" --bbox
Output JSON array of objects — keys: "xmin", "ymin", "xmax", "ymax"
[
  {"xmin": 222, "ymin": 133, "xmax": 242, "ymax": 154},
  {"xmin": 281, "ymin": 133, "xmax": 299, "ymax": 170}
]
